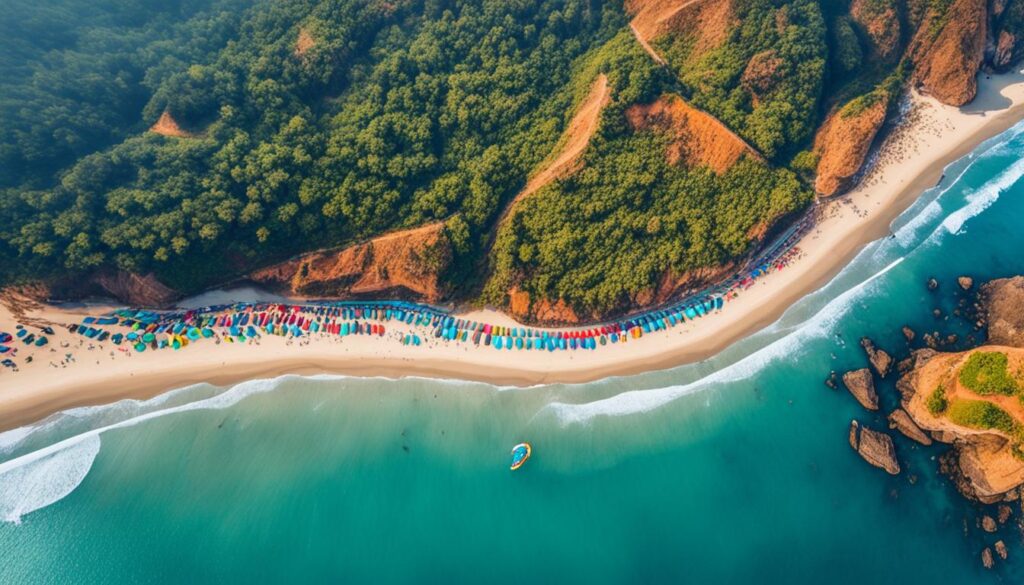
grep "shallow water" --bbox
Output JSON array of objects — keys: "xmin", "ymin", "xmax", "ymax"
[{"xmin": 4, "ymin": 123, "xmax": 1024, "ymax": 582}]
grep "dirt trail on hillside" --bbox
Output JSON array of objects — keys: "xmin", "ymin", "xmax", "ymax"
[
  {"xmin": 498, "ymin": 74, "xmax": 610, "ymax": 225},
  {"xmin": 627, "ymin": 0, "xmax": 706, "ymax": 65}
]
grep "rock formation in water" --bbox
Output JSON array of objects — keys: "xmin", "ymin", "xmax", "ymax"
[
  {"xmin": 860, "ymin": 337, "xmax": 894, "ymax": 378},
  {"xmin": 849, "ymin": 420, "xmax": 901, "ymax": 475},
  {"xmin": 895, "ymin": 277, "xmax": 1024, "ymax": 503},
  {"xmin": 842, "ymin": 368, "xmax": 879, "ymax": 410},
  {"xmin": 888, "ymin": 408, "xmax": 933, "ymax": 445}
]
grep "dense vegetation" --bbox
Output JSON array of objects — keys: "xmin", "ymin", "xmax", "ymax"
[
  {"xmin": 958, "ymin": 351, "xmax": 1022, "ymax": 397},
  {"xmin": 926, "ymin": 384, "xmax": 948, "ymax": 415},
  {"xmin": 0, "ymin": 0, "xmax": 255, "ymax": 190},
  {"xmin": 0, "ymin": 0, "xmax": 627, "ymax": 290},
  {"xmin": 946, "ymin": 399, "xmax": 1020, "ymax": 446},
  {"xmin": 654, "ymin": 0, "xmax": 827, "ymax": 159},
  {"xmin": 483, "ymin": 32, "xmax": 810, "ymax": 315}
]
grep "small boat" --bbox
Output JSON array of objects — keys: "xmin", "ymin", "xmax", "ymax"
[{"xmin": 510, "ymin": 442, "xmax": 532, "ymax": 471}]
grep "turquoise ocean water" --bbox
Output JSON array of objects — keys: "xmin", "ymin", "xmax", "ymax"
[{"xmin": 5, "ymin": 123, "xmax": 1024, "ymax": 582}]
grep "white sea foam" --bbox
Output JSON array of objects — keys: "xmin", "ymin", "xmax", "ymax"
[
  {"xmin": 0, "ymin": 436, "xmax": 100, "ymax": 524},
  {"xmin": 546, "ymin": 257, "xmax": 905, "ymax": 425},
  {"xmin": 0, "ymin": 377, "xmax": 282, "ymax": 524},
  {"xmin": 938, "ymin": 155, "xmax": 1024, "ymax": 237}
]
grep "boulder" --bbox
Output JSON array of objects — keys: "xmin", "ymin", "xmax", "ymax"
[
  {"xmin": 927, "ymin": 277, "xmax": 939, "ymax": 291},
  {"xmin": 825, "ymin": 370, "xmax": 838, "ymax": 390},
  {"xmin": 981, "ymin": 515, "xmax": 997, "ymax": 532},
  {"xmin": 982, "ymin": 547, "xmax": 995, "ymax": 569},
  {"xmin": 860, "ymin": 337, "xmax": 894, "ymax": 378},
  {"xmin": 998, "ymin": 504, "xmax": 1012, "ymax": 524},
  {"xmin": 889, "ymin": 408, "xmax": 933, "ymax": 445},
  {"xmin": 902, "ymin": 326, "xmax": 915, "ymax": 342},
  {"xmin": 849, "ymin": 420, "xmax": 900, "ymax": 475},
  {"xmin": 842, "ymin": 368, "xmax": 879, "ymax": 410},
  {"xmin": 958, "ymin": 276, "xmax": 973, "ymax": 290},
  {"xmin": 995, "ymin": 540, "xmax": 1008, "ymax": 560}
]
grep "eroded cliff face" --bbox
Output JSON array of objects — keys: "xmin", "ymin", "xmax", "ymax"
[
  {"xmin": 249, "ymin": 222, "xmax": 452, "ymax": 302},
  {"xmin": 908, "ymin": 0, "xmax": 989, "ymax": 106},
  {"xmin": 625, "ymin": 94, "xmax": 759, "ymax": 174},
  {"xmin": 813, "ymin": 96, "xmax": 889, "ymax": 197},
  {"xmin": 13, "ymin": 270, "xmax": 181, "ymax": 307}
]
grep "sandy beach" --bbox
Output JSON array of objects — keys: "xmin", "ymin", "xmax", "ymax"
[{"xmin": 3, "ymin": 70, "xmax": 1024, "ymax": 431}]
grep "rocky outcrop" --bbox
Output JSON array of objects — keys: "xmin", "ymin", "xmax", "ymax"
[
  {"xmin": 31, "ymin": 270, "xmax": 181, "ymax": 307},
  {"xmin": 995, "ymin": 540, "xmax": 1008, "ymax": 560},
  {"xmin": 992, "ymin": 30, "xmax": 1019, "ymax": 70},
  {"xmin": 849, "ymin": 420, "xmax": 901, "ymax": 475},
  {"xmin": 908, "ymin": 0, "xmax": 988, "ymax": 106},
  {"xmin": 889, "ymin": 408, "xmax": 933, "ymax": 445},
  {"xmin": 860, "ymin": 337, "xmax": 894, "ymax": 378},
  {"xmin": 507, "ymin": 288, "xmax": 581, "ymax": 325},
  {"xmin": 813, "ymin": 95, "xmax": 888, "ymax": 197},
  {"xmin": 981, "ymin": 515, "xmax": 997, "ymax": 532},
  {"xmin": 250, "ymin": 222, "xmax": 452, "ymax": 302},
  {"xmin": 626, "ymin": 94, "xmax": 760, "ymax": 174},
  {"xmin": 982, "ymin": 547, "xmax": 995, "ymax": 569},
  {"xmin": 531, "ymin": 297, "xmax": 581, "ymax": 325},
  {"xmin": 981, "ymin": 276, "xmax": 1024, "ymax": 347},
  {"xmin": 901, "ymin": 347, "xmax": 1024, "ymax": 503},
  {"xmin": 842, "ymin": 368, "xmax": 879, "ymax": 410},
  {"xmin": 958, "ymin": 276, "xmax": 974, "ymax": 290},
  {"xmin": 92, "ymin": 270, "xmax": 180, "ymax": 307},
  {"xmin": 849, "ymin": 0, "xmax": 902, "ymax": 63}
]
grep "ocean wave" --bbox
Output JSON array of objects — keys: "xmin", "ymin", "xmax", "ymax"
[
  {"xmin": 0, "ymin": 376, "xmax": 283, "ymax": 524},
  {"xmin": 937, "ymin": 155, "xmax": 1024, "ymax": 237},
  {"xmin": 0, "ymin": 435, "xmax": 100, "ymax": 525},
  {"xmin": 546, "ymin": 257, "xmax": 905, "ymax": 425}
]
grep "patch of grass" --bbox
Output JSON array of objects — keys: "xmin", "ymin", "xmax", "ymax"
[
  {"xmin": 958, "ymin": 351, "xmax": 1020, "ymax": 396},
  {"xmin": 926, "ymin": 385, "xmax": 948, "ymax": 415},
  {"xmin": 946, "ymin": 399, "xmax": 1017, "ymax": 434}
]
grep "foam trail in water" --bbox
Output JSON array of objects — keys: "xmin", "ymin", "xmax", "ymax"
[
  {"xmin": 547, "ymin": 258, "xmax": 904, "ymax": 425},
  {"xmin": 939, "ymin": 156, "xmax": 1024, "ymax": 237},
  {"xmin": 0, "ymin": 376, "xmax": 283, "ymax": 524},
  {"xmin": 0, "ymin": 436, "xmax": 100, "ymax": 525}
]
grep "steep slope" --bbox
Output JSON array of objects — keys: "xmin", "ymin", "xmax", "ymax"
[
  {"xmin": 812, "ymin": 92, "xmax": 890, "ymax": 197},
  {"xmin": 908, "ymin": 0, "xmax": 989, "ymax": 106},
  {"xmin": 501, "ymin": 74, "xmax": 611, "ymax": 223},
  {"xmin": 625, "ymin": 93, "xmax": 760, "ymax": 174},
  {"xmin": 250, "ymin": 223, "xmax": 452, "ymax": 301}
]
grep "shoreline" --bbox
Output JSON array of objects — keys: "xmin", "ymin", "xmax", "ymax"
[{"xmin": 4, "ymin": 71, "xmax": 1024, "ymax": 432}]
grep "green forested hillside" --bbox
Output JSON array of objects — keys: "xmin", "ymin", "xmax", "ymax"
[{"xmin": 6, "ymin": 0, "xmax": 1013, "ymax": 320}]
